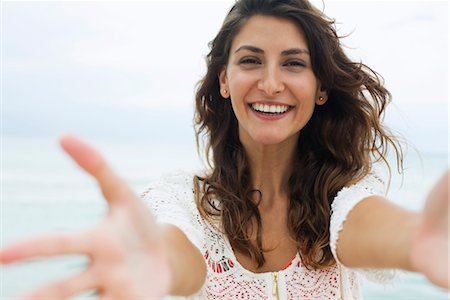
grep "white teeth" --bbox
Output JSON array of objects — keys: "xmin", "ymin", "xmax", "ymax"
[{"xmin": 251, "ymin": 103, "xmax": 290, "ymax": 114}]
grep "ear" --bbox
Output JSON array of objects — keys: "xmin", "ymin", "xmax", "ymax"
[
  {"xmin": 218, "ymin": 66, "xmax": 230, "ymax": 99},
  {"xmin": 315, "ymin": 86, "xmax": 328, "ymax": 105}
]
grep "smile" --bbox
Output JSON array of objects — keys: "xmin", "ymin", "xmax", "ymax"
[{"xmin": 250, "ymin": 103, "xmax": 293, "ymax": 115}]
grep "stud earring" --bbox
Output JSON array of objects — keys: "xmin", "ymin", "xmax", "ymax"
[
  {"xmin": 318, "ymin": 96, "xmax": 324, "ymax": 102},
  {"xmin": 222, "ymin": 89, "xmax": 229, "ymax": 98}
]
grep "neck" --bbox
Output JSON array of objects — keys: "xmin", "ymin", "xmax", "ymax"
[{"xmin": 242, "ymin": 138, "xmax": 298, "ymax": 208}]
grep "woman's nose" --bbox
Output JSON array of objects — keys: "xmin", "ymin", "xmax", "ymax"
[{"xmin": 257, "ymin": 65, "xmax": 285, "ymax": 96}]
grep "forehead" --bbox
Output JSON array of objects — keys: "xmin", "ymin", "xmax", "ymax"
[{"xmin": 230, "ymin": 15, "xmax": 309, "ymax": 52}]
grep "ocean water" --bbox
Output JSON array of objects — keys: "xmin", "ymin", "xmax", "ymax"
[{"xmin": 1, "ymin": 136, "xmax": 448, "ymax": 299}]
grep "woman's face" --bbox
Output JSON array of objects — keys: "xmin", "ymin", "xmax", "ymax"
[{"xmin": 219, "ymin": 15, "xmax": 327, "ymax": 147}]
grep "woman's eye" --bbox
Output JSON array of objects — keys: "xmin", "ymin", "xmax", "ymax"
[
  {"xmin": 239, "ymin": 57, "xmax": 261, "ymax": 65},
  {"xmin": 284, "ymin": 60, "xmax": 306, "ymax": 67}
]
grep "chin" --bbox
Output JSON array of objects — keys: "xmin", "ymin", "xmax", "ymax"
[
  {"xmin": 238, "ymin": 127, "xmax": 299, "ymax": 148},
  {"xmin": 251, "ymin": 134, "xmax": 291, "ymax": 146}
]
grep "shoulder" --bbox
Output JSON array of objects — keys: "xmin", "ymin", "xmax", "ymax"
[
  {"xmin": 332, "ymin": 165, "xmax": 388, "ymax": 209},
  {"xmin": 342, "ymin": 165, "xmax": 387, "ymax": 195},
  {"xmin": 141, "ymin": 170, "xmax": 198, "ymax": 197},
  {"xmin": 330, "ymin": 165, "xmax": 389, "ymax": 219},
  {"xmin": 329, "ymin": 166, "xmax": 388, "ymax": 260},
  {"xmin": 140, "ymin": 170, "xmax": 208, "ymax": 251},
  {"xmin": 140, "ymin": 171, "xmax": 195, "ymax": 206},
  {"xmin": 140, "ymin": 169, "xmax": 210, "ymax": 201},
  {"xmin": 140, "ymin": 169, "xmax": 207, "ymax": 222}
]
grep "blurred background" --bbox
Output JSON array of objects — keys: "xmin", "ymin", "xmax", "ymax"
[{"xmin": 1, "ymin": 0, "xmax": 449, "ymax": 299}]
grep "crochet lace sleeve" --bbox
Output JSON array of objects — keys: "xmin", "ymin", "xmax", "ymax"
[
  {"xmin": 140, "ymin": 171, "xmax": 204, "ymax": 251},
  {"xmin": 329, "ymin": 170, "xmax": 396, "ymax": 283}
]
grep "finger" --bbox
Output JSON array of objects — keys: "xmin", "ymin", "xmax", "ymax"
[
  {"xmin": 0, "ymin": 231, "xmax": 90, "ymax": 264},
  {"xmin": 59, "ymin": 135, "xmax": 136, "ymax": 205},
  {"xmin": 22, "ymin": 268, "xmax": 97, "ymax": 300},
  {"xmin": 60, "ymin": 135, "xmax": 159, "ymax": 242},
  {"xmin": 425, "ymin": 170, "xmax": 449, "ymax": 225}
]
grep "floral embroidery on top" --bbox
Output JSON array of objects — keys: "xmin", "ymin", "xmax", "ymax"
[
  {"xmin": 285, "ymin": 260, "xmax": 340, "ymax": 299},
  {"xmin": 202, "ymin": 219, "xmax": 236, "ymax": 274},
  {"xmin": 204, "ymin": 250, "xmax": 235, "ymax": 274},
  {"xmin": 202, "ymin": 222, "xmax": 268, "ymax": 299}
]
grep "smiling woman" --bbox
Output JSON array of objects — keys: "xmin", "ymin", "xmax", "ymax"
[
  {"xmin": 1, "ymin": 0, "xmax": 449, "ymax": 299},
  {"xmin": 219, "ymin": 16, "xmax": 323, "ymax": 147}
]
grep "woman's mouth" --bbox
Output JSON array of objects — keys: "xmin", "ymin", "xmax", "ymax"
[{"xmin": 249, "ymin": 103, "xmax": 293, "ymax": 115}]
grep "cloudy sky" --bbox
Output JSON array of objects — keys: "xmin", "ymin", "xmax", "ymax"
[{"xmin": 2, "ymin": 0, "xmax": 449, "ymax": 153}]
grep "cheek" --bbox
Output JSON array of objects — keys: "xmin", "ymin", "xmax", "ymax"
[
  {"xmin": 228, "ymin": 72, "xmax": 257, "ymax": 96},
  {"xmin": 289, "ymin": 77, "xmax": 319, "ymax": 101},
  {"xmin": 230, "ymin": 98, "xmax": 247, "ymax": 120}
]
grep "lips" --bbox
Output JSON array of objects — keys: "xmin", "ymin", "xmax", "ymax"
[
  {"xmin": 251, "ymin": 103, "xmax": 291, "ymax": 114},
  {"xmin": 248, "ymin": 102, "xmax": 294, "ymax": 120},
  {"xmin": 249, "ymin": 102, "xmax": 294, "ymax": 115}
]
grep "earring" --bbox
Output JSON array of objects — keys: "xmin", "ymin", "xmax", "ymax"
[
  {"xmin": 222, "ymin": 89, "xmax": 229, "ymax": 98},
  {"xmin": 318, "ymin": 96, "xmax": 324, "ymax": 102}
]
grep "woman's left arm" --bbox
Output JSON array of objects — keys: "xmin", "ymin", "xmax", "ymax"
[{"xmin": 336, "ymin": 171, "xmax": 449, "ymax": 288}]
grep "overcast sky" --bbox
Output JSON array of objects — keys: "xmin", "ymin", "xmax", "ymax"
[{"xmin": 2, "ymin": 0, "xmax": 449, "ymax": 154}]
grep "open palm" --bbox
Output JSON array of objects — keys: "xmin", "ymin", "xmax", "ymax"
[{"xmin": 0, "ymin": 136, "xmax": 171, "ymax": 299}]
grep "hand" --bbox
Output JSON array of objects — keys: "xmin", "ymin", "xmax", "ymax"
[
  {"xmin": 0, "ymin": 135, "xmax": 172, "ymax": 299},
  {"xmin": 411, "ymin": 170, "xmax": 449, "ymax": 289}
]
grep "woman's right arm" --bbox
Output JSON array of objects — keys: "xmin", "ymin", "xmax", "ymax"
[
  {"xmin": 0, "ymin": 135, "xmax": 206, "ymax": 299},
  {"xmin": 162, "ymin": 224, "xmax": 207, "ymax": 295}
]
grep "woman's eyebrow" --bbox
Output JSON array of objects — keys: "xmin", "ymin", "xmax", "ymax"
[
  {"xmin": 234, "ymin": 45, "xmax": 264, "ymax": 54},
  {"xmin": 281, "ymin": 48, "xmax": 310, "ymax": 56},
  {"xmin": 233, "ymin": 45, "xmax": 309, "ymax": 56}
]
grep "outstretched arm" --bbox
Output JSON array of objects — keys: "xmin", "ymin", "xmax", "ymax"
[
  {"xmin": 336, "ymin": 171, "xmax": 449, "ymax": 289},
  {"xmin": 0, "ymin": 135, "xmax": 206, "ymax": 299}
]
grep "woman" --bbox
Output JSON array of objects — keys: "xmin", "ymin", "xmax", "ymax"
[{"xmin": 1, "ymin": 0, "xmax": 448, "ymax": 299}]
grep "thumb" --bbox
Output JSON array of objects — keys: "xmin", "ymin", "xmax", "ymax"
[{"xmin": 59, "ymin": 134, "xmax": 136, "ymax": 205}]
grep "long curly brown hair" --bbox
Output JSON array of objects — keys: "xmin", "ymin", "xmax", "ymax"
[{"xmin": 194, "ymin": 0, "xmax": 403, "ymax": 270}]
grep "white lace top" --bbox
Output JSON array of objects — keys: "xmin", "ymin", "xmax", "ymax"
[{"xmin": 141, "ymin": 170, "xmax": 394, "ymax": 300}]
